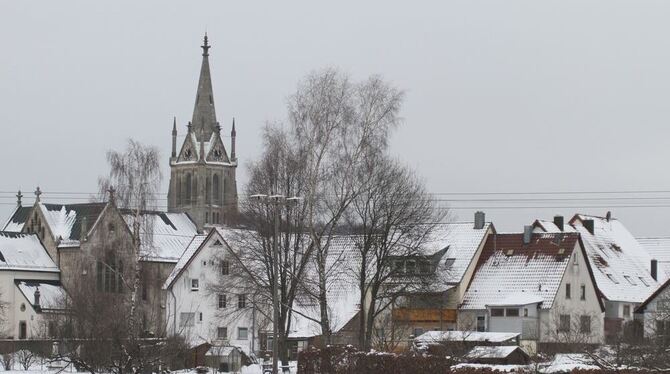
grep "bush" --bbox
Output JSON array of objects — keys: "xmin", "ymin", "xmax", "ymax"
[{"xmin": 297, "ymin": 345, "xmax": 455, "ymax": 374}]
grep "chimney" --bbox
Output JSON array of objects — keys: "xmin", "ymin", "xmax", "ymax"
[
  {"xmin": 523, "ymin": 225, "xmax": 533, "ymax": 245},
  {"xmin": 651, "ymin": 259, "xmax": 658, "ymax": 281},
  {"xmin": 474, "ymin": 211, "xmax": 485, "ymax": 230},
  {"xmin": 34, "ymin": 287, "xmax": 41, "ymax": 309},
  {"xmin": 583, "ymin": 219, "xmax": 595, "ymax": 235},
  {"xmin": 553, "ymin": 215, "xmax": 564, "ymax": 232}
]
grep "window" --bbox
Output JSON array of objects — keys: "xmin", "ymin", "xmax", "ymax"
[
  {"xmin": 393, "ymin": 261, "xmax": 404, "ymax": 274},
  {"xmin": 639, "ymin": 277, "xmax": 650, "ymax": 287},
  {"xmin": 444, "ymin": 258, "xmax": 456, "ymax": 268},
  {"xmin": 406, "ymin": 261, "xmax": 416, "ymax": 275},
  {"xmin": 213, "ymin": 174, "xmax": 221, "ymax": 204},
  {"xmin": 476, "ymin": 316, "xmax": 486, "ymax": 332},
  {"xmin": 199, "ymin": 312, "xmax": 203, "ymax": 322},
  {"xmin": 185, "ymin": 173, "xmax": 192, "ymax": 202},
  {"xmin": 523, "ymin": 308, "xmax": 529, "ymax": 317},
  {"xmin": 413, "ymin": 327, "xmax": 424, "ymax": 337},
  {"xmin": 221, "ymin": 261, "xmax": 230, "ymax": 275},
  {"xmin": 506, "ymin": 308, "xmax": 520, "ymax": 317},
  {"xmin": 217, "ymin": 327, "xmax": 227, "ymax": 340},
  {"xmin": 96, "ymin": 258, "xmax": 123, "ymax": 294},
  {"xmin": 238, "ymin": 327, "xmax": 248, "ymax": 340},
  {"xmin": 108, "ymin": 223, "xmax": 115, "ymax": 233},
  {"xmin": 624, "ymin": 276, "xmax": 637, "ymax": 286},
  {"xmin": 580, "ymin": 285, "xmax": 586, "ymax": 301},
  {"xmin": 580, "ymin": 315, "xmax": 591, "ymax": 333},
  {"xmin": 491, "ymin": 308, "xmax": 504, "ymax": 317},
  {"xmin": 606, "ymin": 274, "xmax": 620, "ymax": 284},
  {"xmin": 179, "ymin": 313, "xmax": 195, "ymax": 327},
  {"xmin": 566, "ymin": 283, "xmax": 571, "ymax": 299},
  {"xmin": 238, "ymin": 294, "xmax": 246, "ymax": 309},
  {"xmin": 623, "ymin": 305, "xmax": 631, "ymax": 317},
  {"xmin": 218, "ymin": 294, "xmax": 227, "ymax": 308},
  {"xmin": 191, "ymin": 279, "xmax": 199, "ymax": 291},
  {"xmin": 419, "ymin": 260, "xmax": 431, "ymax": 274},
  {"xmin": 573, "ymin": 253, "xmax": 578, "ymax": 265},
  {"xmin": 559, "ymin": 315, "xmax": 570, "ymax": 332}
]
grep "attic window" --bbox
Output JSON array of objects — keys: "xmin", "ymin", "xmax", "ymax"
[
  {"xmin": 505, "ymin": 249, "xmax": 514, "ymax": 256},
  {"xmin": 639, "ymin": 277, "xmax": 649, "ymax": 287},
  {"xmin": 444, "ymin": 258, "xmax": 456, "ymax": 268},
  {"xmin": 606, "ymin": 274, "xmax": 619, "ymax": 284},
  {"xmin": 213, "ymin": 240, "xmax": 223, "ymax": 246},
  {"xmin": 557, "ymin": 248, "xmax": 565, "ymax": 255},
  {"xmin": 623, "ymin": 275, "xmax": 637, "ymax": 286}
]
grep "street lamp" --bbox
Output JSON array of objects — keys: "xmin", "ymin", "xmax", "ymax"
[{"xmin": 251, "ymin": 193, "xmax": 301, "ymax": 374}]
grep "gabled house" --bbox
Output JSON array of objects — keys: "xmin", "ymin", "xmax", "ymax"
[
  {"xmin": 163, "ymin": 227, "xmax": 266, "ymax": 356},
  {"xmin": 381, "ymin": 212, "xmax": 493, "ymax": 347},
  {"xmin": 459, "ymin": 229, "xmax": 604, "ymax": 353},
  {"xmin": 0, "ymin": 231, "xmax": 66, "ymax": 340},
  {"xmin": 566, "ymin": 214, "xmax": 658, "ymax": 341},
  {"xmin": 634, "ymin": 276, "xmax": 670, "ymax": 341}
]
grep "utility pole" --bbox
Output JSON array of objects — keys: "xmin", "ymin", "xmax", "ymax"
[{"xmin": 250, "ymin": 194, "xmax": 301, "ymax": 374}]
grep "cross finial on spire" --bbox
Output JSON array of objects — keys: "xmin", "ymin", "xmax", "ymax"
[
  {"xmin": 16, "ymin": 190, "xmax": 23, "ymax": 207},
  {"xmin": 201, "ymin": 33, "xmax": 210, "ymax": 57},
  {"xmin": 34, "ymin": 186, "xmax": 42, "ymax": 202}
]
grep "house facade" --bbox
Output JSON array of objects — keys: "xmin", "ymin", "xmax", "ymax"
[
  {"xmin": 163, "ymin": 228, "xmax": 266, "ymax": 356},
  {"xmin": 634, "ymin": 277, "xmax": 670, "ymax": 341},
  {"xmin": 0, "ymin": 232, "xmax": 66, "ymax": 340},
  {"xmin": 459, "ymin": 229, "xmax": 604, "ymax": 353}
]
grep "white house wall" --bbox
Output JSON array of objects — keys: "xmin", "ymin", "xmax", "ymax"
[{"xmin": 0, "ymin": 269, "xmax": 59, "ymax": 339}]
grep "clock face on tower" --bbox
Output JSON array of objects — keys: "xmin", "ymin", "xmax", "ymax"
[
  {"xmin": 212, "ymin": 148, "xmax": 223, "ymax": 161},
  {"xmin": 183, "ymin": 148, "xmax": 193, "ymax": 160}
]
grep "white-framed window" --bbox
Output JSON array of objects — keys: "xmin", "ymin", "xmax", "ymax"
[
  {"xmin": 238, "ymin": 294, "xmax": 246, "ymax": 309},
  {"xmin": 580, "ymin": 315, "xmax": 591, "ymax": 333},
  {"xmin": 559, "ymin": 315, "xmax": 570, "ymax": 332},
  {"xmin": 238, "ymin": 327, "xmax": 248, "ymax": 340},
  {"xmin": 217, "ymin": 327, "xmax": 228, "ymax": 339},
  {"xmin": 191, "ymin": 278, "xmax": 199, "ymax": 291},
  {"xmin": 179, "ymin": 312, "xmax": 195, "ymax": 327},
  {"xmin": 506, "ymin": 308, "xmax": 520, "ymax": 317}
]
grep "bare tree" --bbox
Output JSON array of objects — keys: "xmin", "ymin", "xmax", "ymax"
[{"xmin": 348, "ymin": 156, "xmax": 443, "ymax": 351}]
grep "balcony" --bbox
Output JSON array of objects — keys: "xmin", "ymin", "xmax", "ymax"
[{"xmin": 392, "ymin": 308, "xmax": 457, "ymax": 323}]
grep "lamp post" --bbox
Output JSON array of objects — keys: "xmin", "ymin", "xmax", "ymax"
[{"xmin": 250, "ymin": 193, "xmax": 302, "ymax": 374}]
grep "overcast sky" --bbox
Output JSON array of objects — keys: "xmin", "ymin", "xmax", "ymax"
[{"xmin": 1, "ymin": 1, "xmax": 670, "ymax": 236}]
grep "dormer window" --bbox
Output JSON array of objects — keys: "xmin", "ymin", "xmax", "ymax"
[{"xmin": 191, "ymin": 278, "xmax": 199, "ymax": 291}]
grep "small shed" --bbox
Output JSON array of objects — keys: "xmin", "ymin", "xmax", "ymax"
[
  {"xmin": 466, "ymin": 345, "xmax": 530, "ymax": 365},
  {"xmin": 206, "ymin": 345, "xmax": 244, "ymax": 373}
]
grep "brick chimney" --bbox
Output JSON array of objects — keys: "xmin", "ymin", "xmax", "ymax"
[
  {"xmin": 651, "ymin": 259, "xmax": 658, "ymax": 281},
  {"xmin": 523, "ymin": 225, "xmax": 533, "ymax": 245},
  {"xmin": 474, "ymin": 211, "xmax": 485, "ymax": 230}
]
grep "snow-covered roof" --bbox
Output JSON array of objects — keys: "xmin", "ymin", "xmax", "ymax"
[
  {"xmin": 16, "ymin": 280, "xmax": 67, "ymax": 310},
  {"xmin": 486, "ymin": 292, "xmax": 544, "ymax": 307},
  {"xmin": 0, "ymin": 232, "xmax": 58, "ymax": 272},
  {"xmin": 532, "ymin": 219, "xmax": 577, "ymax": 234},
  {"xmin": 424, "ymin": 222, "xmax": 492, "ymax": 291},
  {"xmin": 414, "ymin": 331, "xmax": 519, "ymax": 346},
  {"xmin": 121, "ymin": 211, "xmax": 198, "ymax": 263},
  {"xmin": 2, "ymin": 206, "xmax": 31, "ymax": 232},
  {"xmin": 637, "ymin": 236, "xmax": 670, "ymax": 283},
  {"xmin": 571, "ymin": 214, "xmax": 658, "ymax": 303},
  {"xmin": 162, "ymin": 234, "xmax": 208, "ymax": 289},
  {"xmin": 461, "ymin": 232, "xmax": 580, "ymax": 310},
  {"xmin": 466, "ymin": 346, "xmax": 527, "ymax": 359},
  {"xmin": 38, "ymin": 202, "xmax": 107, "ymax": 247}
]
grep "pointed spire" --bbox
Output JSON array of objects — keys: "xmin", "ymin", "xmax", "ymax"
[
  {"xmin": 171, "ymin": 117, "xmax": 178, "ymax": 159},
  {"xmin": 231, "ymin": 117, "xmax": 237, "ymax": 162},
  {"xmin": 191, "ymin": 33, "xmax": 218, "ymax": 142},
  {"xmin": 172, "ymin": 117, "xmax": 177, "ymax": 135}
]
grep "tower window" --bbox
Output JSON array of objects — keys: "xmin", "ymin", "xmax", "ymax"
[{"xmin": 213, "ymin": 174, "xmax": 221, "ymax": 204}]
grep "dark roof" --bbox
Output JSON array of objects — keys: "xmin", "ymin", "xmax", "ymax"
[
  {"xmin": 41, "ymin": 202, "xmax": 107, "ymax": 241},
  {"xmin": 2, "ymin": 206, "xmax": 32, "ymax": 232}
]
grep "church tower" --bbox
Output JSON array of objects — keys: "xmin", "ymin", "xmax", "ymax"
[{"xmin": 167, "ymin": 34, "xmax": 238, "ymax": 229}]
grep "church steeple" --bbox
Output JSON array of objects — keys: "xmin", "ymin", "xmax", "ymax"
[{"xmin": 191, "ymin": 33, "xmax": 218, "ymax": 141}]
